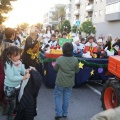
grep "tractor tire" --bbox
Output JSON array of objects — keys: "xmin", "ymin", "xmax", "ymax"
[{"xmin": 101, "ymin": 79, "xmax": 120, "ymax": 110}]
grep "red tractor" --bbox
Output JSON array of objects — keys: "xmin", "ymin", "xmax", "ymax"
[{"xmin": 101, "ymin": 56, "xmax": 120, "ymax": 110}]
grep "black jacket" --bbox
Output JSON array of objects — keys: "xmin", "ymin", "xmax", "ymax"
[
  {"xmin": 14, "ymin": 70, "xmax": 42, "ymax": 120},
  {"xmin": 22, "ymin": 36, "xmax": 39, "ymax": 68}
]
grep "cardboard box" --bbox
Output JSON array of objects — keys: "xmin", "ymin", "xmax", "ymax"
[{"xmin": 108, "ymin": 56, "xmax": 120, "ymax": 78}]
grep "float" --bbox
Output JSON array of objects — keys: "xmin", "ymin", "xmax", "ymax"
[{"xmin": 39, "ymin": 38, "xmax": 109, "ymax": 88}]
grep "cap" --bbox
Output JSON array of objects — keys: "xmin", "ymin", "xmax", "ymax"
[
  {"xmin": 73, "ymin": 36, "xmax": 80, "ymax": 43},
  {"xmin": 97, "ymin": 39, "xmax": 103, "ymax": 43}
]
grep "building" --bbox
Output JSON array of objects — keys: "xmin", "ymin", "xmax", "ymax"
[
  {"xmin": 69, "ymin": 0, "xmax": 120, "ymax": 39},
  {"xmin": 43, "ymin": 7, "xmax": 59, "ymax": 30},
  {"xmin": 65, "ymin": 4, "xmax": 71, "ymax": 21}
]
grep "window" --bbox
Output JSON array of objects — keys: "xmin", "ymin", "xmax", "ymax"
[
  {"xmin": 106, "ymin": 2, "xmax": 120, "ymax": 14},
  {"xmin": 99, "ymin": 10, "xmax": 103, "ymax": 16},
  {"xmin": 100, "ymin": 0, "xmax": 104, "ymax": 2},
  {"xmin": 94, "ymin": 11, "xmax": 98, "ymax": 17},
  {"xmin": 96, "ymin": 0, "xmax": 98, "ymax": 4}
]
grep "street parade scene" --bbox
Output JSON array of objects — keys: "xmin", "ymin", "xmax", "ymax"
[{"xmin": 0, "ymin": 0, "xmax": 120, "ymax": 120}]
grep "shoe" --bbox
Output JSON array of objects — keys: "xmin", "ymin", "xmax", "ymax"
[
  {"xmin": 55, "ymin": 116, "xmax": 62, "ymax": 120},
  {"xmin": 63, "ymin": 115, "xmax": 67, "ymax": 118}
]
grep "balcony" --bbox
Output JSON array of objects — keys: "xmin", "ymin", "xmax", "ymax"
[
  {"xmin": 105, "ymin": 12, "xmax": 120, "ymax": 21},
  {"xmin": 75, "ymin": 0, "xmax": 80, "ymax": 5},
  {"xmin": 86, "ymin": 4, "xmax": 93, "ymax": 12},
  {"xmin": 74, "ymin": 9, "xmax": 80, "ymax": 15}
]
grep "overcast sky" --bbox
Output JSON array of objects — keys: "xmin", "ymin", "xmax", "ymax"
[{"xmin": 4, "ymin": 0, "xmax": 69, "ymax": 27}]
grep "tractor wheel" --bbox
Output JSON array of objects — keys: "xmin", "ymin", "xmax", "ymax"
[{"xmin": 101, "ymin": 79, "xmax": 120, "ymax": 110}]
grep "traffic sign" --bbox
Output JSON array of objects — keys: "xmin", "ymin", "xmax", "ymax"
[{"xmin": 76, "ymin": 20, "xmax": 80, "ymax": 26}]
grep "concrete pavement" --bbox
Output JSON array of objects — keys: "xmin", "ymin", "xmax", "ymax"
[{"xmin": 0, "ymin": 83, "xmax": 103, "ymax": 120}]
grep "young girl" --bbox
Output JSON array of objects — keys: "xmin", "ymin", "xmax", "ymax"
[{"xmin": 1, "ymin": 46, "xmax": 30, "ymax": 120}]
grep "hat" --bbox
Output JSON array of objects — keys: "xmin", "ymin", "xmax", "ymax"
[
  {"xmin": 73, "ymin": 36, "xmax": 79, "ymax": 43},
  {"xmin": 71, "ymin": 33, "xmax": 76, "ymax": 37},
  {"xmin": 97, "ymin": 39, "xmax": 103, "ymax": 43}
]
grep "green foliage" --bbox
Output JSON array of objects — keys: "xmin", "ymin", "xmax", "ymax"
[
  {"xmin": 80, "ymin": 20, "xmax": 96, "ymax": 35},
  {"xmin": 0, "ymin": 0, "xmax": 15, "ymax": 24},
  {"xmin": 61, "ymin": 20, "xmax": 71, "ymax": 33},
  {"xmin": 71, "ymin": 25, "xmax": 77, "ymax": 33},
  {"xmin": 36, "ymin": 23, "xmax": 43, "ymax": 30},
  {"xmin": 19, "ymin": 22, "xmax": 29, "ymax": 30},
  {"xmin": 52, "ymin": 5, "xmax": 66, "ymax": 26}
]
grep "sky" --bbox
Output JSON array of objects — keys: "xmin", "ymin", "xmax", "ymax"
[{"xmin": 3, "ymin": 0, "xmax": 69, "ymax": 27}]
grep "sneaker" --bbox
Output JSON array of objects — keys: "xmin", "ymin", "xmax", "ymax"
[
  {"xmin": 63, "ymin": 115, "xmax": 67, "ymax": 118},
  {"xmin": 55, "ymin": 116, "xmax": 62, "ymax": 120}
]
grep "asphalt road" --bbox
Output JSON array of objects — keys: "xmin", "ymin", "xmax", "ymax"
[{"xmin": 0, "ymin": 82, "xmax": 104, "ymax": 120}]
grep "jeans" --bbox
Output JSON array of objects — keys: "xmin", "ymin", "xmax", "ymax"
[
  {"xmin": 54, "ymin": 85, "xmax": 72, "ymax": 117},
  {"xmin": 4, "ymin": 86, "xmax": 17, "ymax": 120}
]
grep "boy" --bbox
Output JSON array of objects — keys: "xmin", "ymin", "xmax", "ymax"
[
  {"xmin": 53, "ymin": 42, "xmax": 79, "ymax": 119},
  {"xmin": 72, "ymin": 36, "xmax": 83, "ymax": 57}
]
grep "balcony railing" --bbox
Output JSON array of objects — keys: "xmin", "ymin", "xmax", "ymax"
[
  {"xmin": 86, "ymin": 4, "xmax": 93, "ymax": 12},
  {"xmin": 75, "ymin": 0, "xmax": 80, "ymax": 5},
  {"xmin": 74, "ymin": 9, "xmax": 80, "ymax": 15}
]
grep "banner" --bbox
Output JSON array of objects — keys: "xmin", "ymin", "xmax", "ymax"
[{"xmin": 58, "ymin": 38, "xmax": 73, "ymax": 47}]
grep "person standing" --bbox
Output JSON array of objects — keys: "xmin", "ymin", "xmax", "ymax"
[
  {"xmin": 53, "ymin": 42, "xmax": 79, "ymax": 119},
  {"xmin": 1, "ymin": 46, "xmax": 30, "ymax": 120},
  {"xmin": 22, "ymin": 25, "xmax": 42, "ymax": 70}
]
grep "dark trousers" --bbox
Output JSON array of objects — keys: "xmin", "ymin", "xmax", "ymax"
[{"xmin": 4, "ymin": 86, "xmax": 16, "ymax": 120}]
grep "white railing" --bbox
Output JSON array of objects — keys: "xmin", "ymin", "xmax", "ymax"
[
  {"xmin": 74, "ymin": 9, "xmax": 80, "ymax": 15},
  {"xmin": 75, "ymin": 0, "xmax": 80, "ymax": 5},
  {"xmin": 86, "ymin": 4, "xmax": 93, "ymax": 11}
]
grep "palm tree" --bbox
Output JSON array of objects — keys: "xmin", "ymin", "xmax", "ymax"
[{"xmin": 52, "ymin": 5, "xmax": 66, "ymax": 26}]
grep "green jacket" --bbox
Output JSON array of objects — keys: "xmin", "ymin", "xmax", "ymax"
[{"xmin": 53, "ymin": 56, "xmax": 79, "ymax": 87}]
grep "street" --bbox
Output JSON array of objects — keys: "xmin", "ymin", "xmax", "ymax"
[{"xmin": 0, "ymin": 82, "xmax": 104, "ymax": 120}]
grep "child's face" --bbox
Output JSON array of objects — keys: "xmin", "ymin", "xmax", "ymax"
[
  {"xmin": 81, "ymin": 40, "xmax": 86, "ymax": 44},
  {"xmin": 51, "ymin": 37, "xmax": 56, "ymax": 41},
  {"xmin": 63, "ymin": 35, "xmax": 67, "ymax": 39},
  {"xmin": 75, "ymin": 40, "xmax": 80, "ymax": 45},
  {"xmin": 89, "ymin": 39, "xmax": 93, "ymax": 43},
  {"xmin": 11, "ymin": 54, "xmax": 20, "ymax": 62},
  {"xmin": 97, "ymin": 42, "xmax": 103, "ymax": 46}
]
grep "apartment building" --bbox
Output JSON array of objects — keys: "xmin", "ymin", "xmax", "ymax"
[
  {"xmin": 70, "ymin": 0, "xmax": 120, "ymax": 39},
  {"xmin": 43, "ymin": 7, "xmax": 59, "ymax": 30}
]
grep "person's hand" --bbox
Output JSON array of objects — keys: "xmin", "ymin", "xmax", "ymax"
[
  {"xmin": 23, "ymin": 73, "xmax": 30, "ymax": 80},
  {"xmin": 25, "ymin": 69, "xmax": 30, "ymax": 74},
  {"xmin": 76, "ymin": 50, "xmax": 80, "ymax": 53},
  {"xmin": 29, "ymin": 66, "xmax": 36, "ymax": 71},
  {"xmin": 37, "ymin": 37, "xmax": 42, "ymax": 42}
]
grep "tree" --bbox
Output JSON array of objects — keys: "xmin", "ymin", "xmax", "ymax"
[
  {"xmin": 0, "ymin": 0, "xmax": 16, "ymax": 24},
  {"xmin": 19, "ymin": 22, "xmax": 29, "ymax": 30},
  {"xmin": 61, "ymin": 20, "xmax": 71, "ymax": 33},
  {"xmin": 71, "ymin": 25, "xmax": 77, "ymax": 33},
  {"xmin": 80, "ymin": 20, "xmax": 96, "ymax": 35},
  {"xmin": 52, "ymin": 5, "xmax": 66, "ymax": 26},
  {"xmin": 36, "ymin": 23, "xmax": 43, "ymax": 30}
]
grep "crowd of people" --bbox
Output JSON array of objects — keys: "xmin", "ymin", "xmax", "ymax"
[{"xmin": 0, "ymin": 25, "xmax": 120, "ymax": 120}]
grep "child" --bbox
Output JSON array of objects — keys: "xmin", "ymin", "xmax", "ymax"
[
  {"xmin": 41, "ymin": 34, "xmax": 57, "ymax": 53},
  {"xmin": 83, "ymin": 36, "xmax": 97, "ymax": 58},
  {"xmin": 80, "ymin": 38, "xmax": 86, "ymax": 50},
  {"xmin": 96, "ymin": 39, "xmax": 106, "ymax": 58},
  {"xmin": 72, "ymin": 36, "xmax": 83, "ymax": 57},
  {"xmin": 1, "ymin": 46, "xmax": 30, "ymax": 120},
  {"xmin": 53, "ymin": 42, "xmax": 79, "ymax": 119},
  {"xmin": 62, "ymin": 32, "xmax": 67, "ymax": 39}
]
